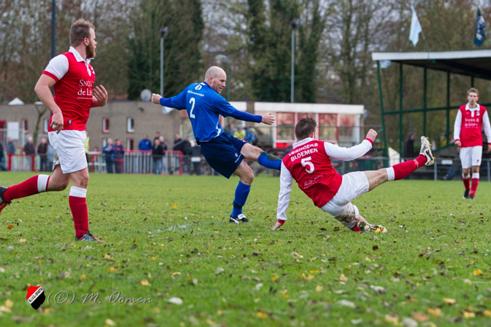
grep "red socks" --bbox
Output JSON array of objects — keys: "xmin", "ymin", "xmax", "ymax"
[
  {"xmin": 469, "ymin": 173, "xmax": 479, "ymax": 198},
  {"xmin": 3, "ymin": 175, "xmax": 49, "ymax": 202},
  {"xmin": 3, "ymin": 176, "xmax": 89, "ymax": 238},
  {"xmin": 69, "ymin": 186, "xmax": 89, "ymax": 239},
  {"xmin": 387, "ymin": 154, "xmax": 427, "ymax": 180}
]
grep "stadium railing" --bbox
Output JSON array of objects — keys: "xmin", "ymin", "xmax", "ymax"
[{"xmin": 2, "ymin": 153, "xmax": 491, "ymax": 181}]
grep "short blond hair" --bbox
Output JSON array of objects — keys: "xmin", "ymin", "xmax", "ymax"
[
  {"xmin": 70, "ymin": 19, "xmax": 95, "ymax": 46},
  {"xmin": 467, "ymin": 87, "xmax": 479, "ymax": 96}
]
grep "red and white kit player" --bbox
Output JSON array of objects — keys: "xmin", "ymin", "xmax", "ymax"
[
  {"xmin": 453, "ymin": 88, "xmax": 491, "ymax": 199},
  {"xmin": 0, "ymin": 19, "xmax": 108, "ymax": 241},
  {"xmin": 273, "ymin": 118, "xmax": 435, "ymax": 232}
]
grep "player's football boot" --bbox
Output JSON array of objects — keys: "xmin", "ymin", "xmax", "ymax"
[
  {"xmin": 76, "ymin": 232, "xmax": 100, "ymax": 242},
  {"xmin": 367, "ymin": 224, "xmax": 388, "ymax": 233},
  {"xmin": 0, "ymin": 187, "xmax": 10, "ymax": 214},
  {"xmin": 272, "ymin": 219, "xmax": 286, "ymax": 231},
  {"xmin": 237, "ymin": 213, "xmax": 248, "ymax": 223},
  {"xmin": 463, "ymin": 189, "xmax": 470, "ymax": 199},
  {"xmin": 229, "ymin": 213, "xmax": 248, "ymax": 224},
  {"xmin": 351, "ymin": 221, "xmax": 387, "ymax": 233},
  {"xmin": 420, "ymin": 136, "xmax": 435, "ymax": 166}
]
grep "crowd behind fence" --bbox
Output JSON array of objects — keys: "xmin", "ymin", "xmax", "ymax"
[{"xmin": 2, "ymin": 151, "xmax": 491, "ymax": 181}]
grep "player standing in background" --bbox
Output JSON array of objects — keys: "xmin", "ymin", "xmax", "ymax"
[
  {"xmin": 151, "ymin": 66, "xmax": 281, "ymax": 224},
  {"xmin": 453, "ymin": 88, "xmax": 491, "ymax": 199},
  {"xmin": 273, "ymin": 118, "xmax": 434, "ymax": 232},
  {"xmin": 0, "ymin": 19, "xmax": 108, "ymax": 241}
]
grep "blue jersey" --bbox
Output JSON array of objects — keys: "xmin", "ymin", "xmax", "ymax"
[{"xmin": 160, "ymin": 82, "xmax": 262, "ymax": 142}]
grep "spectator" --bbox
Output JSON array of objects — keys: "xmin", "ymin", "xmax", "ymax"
[
  {"xmin": 23, "ymin": 136, "xmax": 36, "ymax": 170},
  {"xmin": 245, "ymin": 127, "xmax": 257, "ymax": 145},
  {"xmin": 0, "ymin": 142, "xmax": 5, "ymax": 171},
  {"xmin": 113, "ymin": 138, "xmax": 125, "ymax": 173},
  {"xmin": 47, "ymin": 141, "xmax": 55, "ymax": 171},
  {"xmin": 152, "ymin": 138, "xmax": 165, "ymax": 174},
  {"xmin": 7, "ymin": 138, "xmax": 16, "ymax": 155},
  {"xmin": 405, "ymin": 132, "xmax": 416, "ymax": 159},
  {"xmin": 173, "ymin": 135, "xmax": 191, "ymax": 173},
  {"xmin": 160, "ymin": 137, "xmax": 168, "ymax": 174},
  {"xmin": 138, "ymin": 135, "xmax": 152, "ymax": 151},
  {"xmin": 190, "ymin": 144, "xmax": 202, "ymax": 175},
  {"xmin": 37, "ymin": 136, "xmax": 49, "ymax": 171},
  {"xmin": 233, "ymin": 126, "xmax": 246, "ymax": 140},
  {"xmin": 102, "ymin": 138, "xmax": 115, "ymax": 173}
]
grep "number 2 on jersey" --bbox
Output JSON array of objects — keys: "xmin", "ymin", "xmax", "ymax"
[
  {"xmin": 189, "ymin": 97, "xmax": 196, "ymax": 119},
  {"xmin": 301, "ymin": 156, "xmax": 315, "ymax": 173}
]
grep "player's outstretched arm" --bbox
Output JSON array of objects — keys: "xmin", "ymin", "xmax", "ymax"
[
  {"xmin": 34, "ymin": 74, "xmax": 64, "ymax": 132},
  {"xmin": 324, "ymin": 129, "xmax": 376, "ymax": 161},
  {"xmin": 92, "ymin": 85, "xmax": 108, "ymax": 107},
  {"xmin": 151, "ymin": 93, "xmax": 162, "ymax": 104},
  {"xmin": 260, "ymin": 113, "xmax": 275, "ymax": 125},
  {"xmin": 151, "ymin": 90, "xmax": 187, "ymax": 110},
  {"xmin": 273, "ymin": 163, "xmax": 292, "ymax": 231},
  {"xmin": 216, "ymin": 99, "xmax": 263, "ymax": 123}
]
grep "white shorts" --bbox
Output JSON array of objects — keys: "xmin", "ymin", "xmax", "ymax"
[
  {"xmin": 459, "ymin": 146, "xmax": 482, "ymax": 169},
  {"xmin": 321, "ymin": 171, "xmax": 369, "ymax": 217},
  {"xmin": 48, "ymin": 130, "xmax": 88, "ymax": 174}
]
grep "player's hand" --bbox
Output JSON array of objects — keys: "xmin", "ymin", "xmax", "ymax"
[
  {"xmin": 487, "ymin": 143, "xmax": 491, "ymax": 153},
  {"xmin": 93, "ymin": 85, "xmax": 108, "ymax": 106},
  {"xmin": 151, "ymin": 93, "xmax": 162, "ymax": 104},
  {"xmin": 365, "ymin": 129, "xmax": 377, "ymax": 143},
  {"xmin": 272, "ymin": 219, "xmax": 286, "ymax": 231},
  {"xmin": 51, "ymin": 110, "xmax": 64, "ymax": 132},
  {"xmin": 454, "ymin": 139, "xmax": 461, "ymax": 149},
  {"xmin": 261, "ymin": 113, "xmax": 275, "ymax": 125}
]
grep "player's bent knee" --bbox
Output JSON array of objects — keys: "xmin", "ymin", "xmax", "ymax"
[{"xmin": 50, "ymin": 181, "xmax": 68, "ymax": 191}]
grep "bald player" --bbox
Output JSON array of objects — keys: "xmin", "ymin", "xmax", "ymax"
[{"xmin": 151, "ymin": 66, "xmax": 281, "ymax": 223}]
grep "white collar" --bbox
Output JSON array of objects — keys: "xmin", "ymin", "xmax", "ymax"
[
  {"xmin": 466, "ymin": 103, "xmax": 479, "ymax": 110},
  {"xmin": 69, "ymin": 46, "xmax": 91, "ymax": 64},
  {"xmin": 293, "ymin": 137, "xmax": 314, "ymax": 148}
]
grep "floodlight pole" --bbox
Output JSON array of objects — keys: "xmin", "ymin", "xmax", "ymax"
[
  {"xmin": 160, "ymin": 27, "xmax": 168, "ymax": 96},
  {"xmin": 290, "ymin": 20, "xmax": 298, "ymax": 103},
  {"xmin": 51, "ymin": 0, "xmax": 56, "ymax": 58}
]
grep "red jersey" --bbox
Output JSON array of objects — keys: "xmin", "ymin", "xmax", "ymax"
[
  {"xmin": 454, "ymin": 104, "xmax": 490, "ymax": 147},
  {"xmin": 43, "ymin": 49, "xmax": 95, "ymax": 132},
  {"xmin": 282, "ymin": 139, "xmax": 342, "ymax": 207}
]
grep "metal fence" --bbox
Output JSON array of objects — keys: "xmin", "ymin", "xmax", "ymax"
[{"xmin": 2, "ymin": 152, "xmax": 491, "ymax": 181}]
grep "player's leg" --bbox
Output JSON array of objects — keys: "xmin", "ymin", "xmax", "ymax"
[
  {"xmin": 468, "ymin": 146, "xmax": 482, "ymax": 199},
  {"xmin": 0, "ymin": 164, "xmax": 69, "ymax": 214},
  {"xmin": 241, "ymin": 143, "xmax": 281, "ymax": 170},
  {"xmin": 323, "ymin": 200, "xmax": 386, "ymax": 233},
  {"xmin": 68, "ymin": 168, "xmax": 95, "ymax": 240},
  {"xmin": 230, "ymin": 161, "xmax": 254, "ymax": 224},
  {"xmin": 459, "ymin": 147, "xmax": 472, "ymax": 198},
  {"xmin": 469, "ymin": 165, "xmax": 480, "ymax": 199},
  {"xmin": 376, "ymin": 136, "xmax": 434, "ymax": 186}
]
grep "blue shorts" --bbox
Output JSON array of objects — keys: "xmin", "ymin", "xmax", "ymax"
[{"xmin": 199, "ymin": 132, "xmax": 246, "ymax": 178}]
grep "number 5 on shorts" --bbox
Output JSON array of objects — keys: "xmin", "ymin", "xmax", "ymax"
[{"xmin": 301, "ymin": 156, "xmax": 315, "ymax": 173}]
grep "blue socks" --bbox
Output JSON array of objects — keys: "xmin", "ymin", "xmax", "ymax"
[
  {"xmin": 258, "ymin": 152, "xmax": 281, "ymax": 170},
  {"xmin": 231, "ymin": 181, "xmax": 251, "ymax": 218}
]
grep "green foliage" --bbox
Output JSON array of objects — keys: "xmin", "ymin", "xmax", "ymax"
[
  {"xmin": 246, "ymin": 0, "xmax": 324, "ymax": 102},
  {"xmin": 127, "ymin": 0, "xmax": 204, "ymax": 100},
  {"xmin": 1, "ymin": 173, "xmax": 491, "ymax": 325}
]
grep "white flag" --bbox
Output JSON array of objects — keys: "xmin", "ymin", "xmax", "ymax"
[{"xmin": 409, "ymin": 6, "xmax": 422, "ymax": 46}]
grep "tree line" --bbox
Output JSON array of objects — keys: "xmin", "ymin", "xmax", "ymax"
[{"xmin": 1, "ymin": 0, "xmax": 490, "ymax": 140}]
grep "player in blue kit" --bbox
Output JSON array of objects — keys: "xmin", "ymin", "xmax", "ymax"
[{"xmin": 151, "ymin": 66, "xmax": 281, "ymax": 223}]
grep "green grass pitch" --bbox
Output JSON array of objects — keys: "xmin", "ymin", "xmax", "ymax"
[{"xmin": 0, "ymin": 172, "xmax": 490, "ymax": 326}]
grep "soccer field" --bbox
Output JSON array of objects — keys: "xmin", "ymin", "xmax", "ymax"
[{"xmin": 0, "ymin": 173, "xmax": 490, "ymax": 326}]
